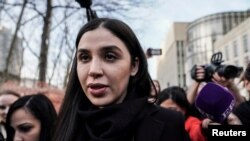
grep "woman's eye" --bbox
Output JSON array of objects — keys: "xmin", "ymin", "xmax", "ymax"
[
  {"xmin": 0, "ymin": 105, "xmax": 6, "ymax": 110},
  {"xmin": 105, "ymin": 52, "xmax": 117, "ymax": 61},
  {"xmin": 79, "ymin": 53, "xmax": 90, "ymax": 62},
  {"xmin": 18, "ymin": 125, "xmax": 32, "ymax": 133}
]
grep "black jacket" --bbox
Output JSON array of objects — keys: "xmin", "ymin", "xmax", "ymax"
[
  {"xmin": 0, "ymin": 132, "xmax": 4, "ymax": 141},
  {"xmin": 75, "ymin": 100, "xmax": 190, "ymax": 141},
  {"xmin": 135, "ymin": 105, "xmax": 190, "ymax": 141}
]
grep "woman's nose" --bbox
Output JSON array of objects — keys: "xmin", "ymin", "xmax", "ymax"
[
  {"xmin": 4, "ymin": 106, "xmax": 9, "ymax": 115},
  {"xmin": 13, "ymin": 132, "xmax": 22, "ymax": 141},
  {"xmin": 88, "ymin": 59, "xmax": 103, "ymax": 78}
]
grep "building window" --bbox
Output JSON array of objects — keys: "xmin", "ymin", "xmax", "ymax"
[
  {"xmin": 188, "ymin": 44, "xmax": 193, "ymax": 52},
  {"xmin": 224, "ymin": 46, "xmax": 229, "ymax": 60},
  {"xmin": 233, "ymin": 40, "xmax": 238, "ymax": 57},
  {"xmin": 244, "ymin": 56, "xmax": 249, "ymax": 65},
  {"xmin": 234, "ymin": 60, "xmax": 239, "ymax": 66},
  {"xmin": 177, "ymin": 41, "xmax": 180, "ymax": 57},
  {"xmin": 243, "ymin": 34, "xmax": 249, "ymax": 52},
  {"xmin": 183, "ymin": 74, "xmax": 186, "ymax": 88},
  {"xmin": 181, "ymin": 41, "xmax": 184, "ymax": 57}
]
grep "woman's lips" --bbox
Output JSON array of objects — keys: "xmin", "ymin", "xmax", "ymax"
[{"xmin": 88, "ymin": 83, "xmax": 107, "ymax": 97}]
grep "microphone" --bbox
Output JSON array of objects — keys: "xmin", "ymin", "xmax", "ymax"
[{"xmin": 195, "ymin": 82, "xmax": 235, "ymax": 123}]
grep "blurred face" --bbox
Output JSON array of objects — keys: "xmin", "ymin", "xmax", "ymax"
[
  {"xmin": 0, "ymin": 94, "xmax": 19, "ymax": 122},
  {"xmin": 244, "ymin": 80, "xmax": 250, "ymax": 92},
  {"xmin": 212, "ymin": 72, "xmax": 233, "ymax": 87},
  {"xmin": 77, "ymin": 27, "xmax": 139, "ymax": 107},
  {"xmin": 11, "ymin": 108, "xmax": 41, "ymax": 141},
  {"xmin": 160, "ymin": 99, "xmax": 185, "ymax": 115}
]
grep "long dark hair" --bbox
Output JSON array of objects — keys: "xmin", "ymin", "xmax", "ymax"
[
  {"xmin": 5, "ymin": 94, "xmax": 57, "ymax": 141},
  {"xmin": 53, "ymin": 18, "xmax": 153, "ymax": 141},
  {"xmin": 157, "ymin": 86, "xmax": 192, "ymax": 117}
]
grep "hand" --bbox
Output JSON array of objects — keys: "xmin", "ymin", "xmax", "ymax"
[
  {"xmin": 227, "ymin": 113, "xmax": 243, "ymax": 125},
  {"xmin": 195, "ymin": 66, "xmax": 205, "ymax": 81},
  {"xmin": 202, "ymin": 118, "xmax": 221, "ymax": 129}
]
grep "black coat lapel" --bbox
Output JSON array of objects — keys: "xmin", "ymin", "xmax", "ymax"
[{"xmin": 134, "ymin": 108, "xmax": 164, "ymax": 141}]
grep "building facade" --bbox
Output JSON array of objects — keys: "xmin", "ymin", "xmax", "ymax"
[
  {"xmin": 185, "ymin": 10, "xmax": 250, "ymax": 87},
  {"xmin": 214, "ymin": 17, "xmax": 250, "ymax": 67},
  {"xmin": 214, "ymin": 17, "xmax": 250, "ymax": 99},
  {"xmin": 156, "ymin": 22, "xmax": 189, "ymax": 89},
  {"xmin": 156, "ymin": 10, "xmax": 250, "ymax": 90},
  {"xmin": 0, "ymin": 25, "xmax": 23, "ymax": 82}
]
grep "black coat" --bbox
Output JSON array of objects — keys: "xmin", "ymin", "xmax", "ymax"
[
  {"xmin": 75, "ymin": 100, "xmax": 190, "ymax": 141},
  {"xmin": 135, "ymin": 105, "xmax": 191, "ymax": 141}
]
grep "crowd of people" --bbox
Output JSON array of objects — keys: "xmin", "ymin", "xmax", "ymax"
[
  {"xmin": 155, "ymin": 63, "xmax": 250, "ymax": 141},
  {"xmin": 0, "ymin": 18, "xmax": 249, "ymax": 141}
]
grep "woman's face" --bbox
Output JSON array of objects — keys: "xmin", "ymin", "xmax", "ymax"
[
  {"xmin": 244, "ymin": 79, "xmax": 250, "ymax": 92},
  {"xmin": 77, "ymin": 27, "xmax": 139, "ymax": 107},
  {"xmin": 10, "ymin": 108, "xmax": 41, "ymax": 141},
  {"xmin": 0, "ymin": 94, "xmax": 19, "ymax": 123},
  {"xmin": 160, "ymin": 99, "xmax": 186, "ymax": 115}
]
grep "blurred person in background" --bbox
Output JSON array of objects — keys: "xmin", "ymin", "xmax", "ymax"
[
  {"xmin": 227, "ymin": 101, "xmax": 250, "ymax": 126},
  {"xmin": 241, "ymin": 62, "xmax": 250, "ymax": 97},
  {"xmin": 0, "ymin": 90, "xmax": 20, "ymax": 140},
  {"xmin": 188, "ymin": 52, "xmax": 245, "ymax": 108},
  {"xmin": 157, "ymin": 86, "xmax": 207, "ymax": 141},
  {"xmin": 5, "ymin": 93, "xmax": 57, "ymax": 141},
  {"xmin": 187, "ymin": 65, "xmax": 245, "ymax": 119},
  {"xmin": 227, "ymin": 62, "xmax": 250, "ymax": 126}
]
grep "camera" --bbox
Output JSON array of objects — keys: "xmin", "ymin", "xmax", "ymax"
[{"xmin": 191, "ymin": 52, "xmax": 243, "ymax": 82}]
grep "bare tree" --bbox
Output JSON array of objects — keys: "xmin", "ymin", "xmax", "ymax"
[
  {"xmin": 0, "ymin": 0, "xmax": 153, "ymax": 88},
  {"xmin": 38, "ymin": 0, "xmax": 52, "ymax": 85},
  {"xmin": 3, "ymin": 0, "xmax": 27, "ymax": 82},
  {"xmin": 48, "ymin": 1, "xmax": 73, "ymax": 87}
]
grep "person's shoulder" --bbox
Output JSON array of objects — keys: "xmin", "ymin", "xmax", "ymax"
[
  {"xmin": 142, "ymin": 105, "xmax": 190, "ymax": 141},
  {"xmin": 148, "ymin": 105, "xmax": 185, "ymax": 122}
]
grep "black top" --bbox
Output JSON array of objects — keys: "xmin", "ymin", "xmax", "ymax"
[
  {"xmin": 0, "ymin": 132, "xmax": 4, "ymax": 141},
  {"xmin": 74, "ymin": 97, "xmax": 190, "ymax": 141}
]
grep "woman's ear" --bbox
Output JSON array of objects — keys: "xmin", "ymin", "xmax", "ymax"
[{"xmin": 130, "ymin": 57, "xmax": 139, "ymax": 76}]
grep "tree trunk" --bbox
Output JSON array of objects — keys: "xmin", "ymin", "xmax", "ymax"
[{"xmin": 38, "ymin": 0, "xmax": 52, "ymax": 86}]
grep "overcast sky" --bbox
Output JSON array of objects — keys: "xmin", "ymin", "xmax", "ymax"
[{"xmin": 125, "ymin": 0, "xmax": 250, "ymax": 79}]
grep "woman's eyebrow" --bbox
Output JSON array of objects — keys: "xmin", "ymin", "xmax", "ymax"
[
  {"xmin": 77, "ymin": 45, "xmax": 123, "ymax": 54},
  {"xmin": 77, "ymin": 48, "xmax": 89, "ymax": 53},
  {"xmin": 100, "ymin": 45, "xmax": 123, "ymax": 53}
]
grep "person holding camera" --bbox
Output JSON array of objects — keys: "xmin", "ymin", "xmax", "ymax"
[
  {"xmin": 227, "ymin": 62, "xmax": 250, "ymax": 126},
  {"xmin": 187, "ymin": 65, "xmax": 245, "ymax": 134},
  {"xmin": 187, "ymin": 65, "xmax": 245, "ymax": 108},
  {"xmin": 187, "ymin": 52, "xmax": 245, "ymax": 109}
]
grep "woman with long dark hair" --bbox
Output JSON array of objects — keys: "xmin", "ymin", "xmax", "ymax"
[
  {"xmin": 53, "ymin": 18, "xmax": 190, "ymax": 141},
  {"xmin": 5, "ymin": 94, "xmax": 57, "ymax": 141}
]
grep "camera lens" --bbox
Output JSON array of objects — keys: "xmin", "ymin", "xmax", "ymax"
[{"xmin": 218, "ymin": 65, "xmax": 243, "ymax": 79}]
